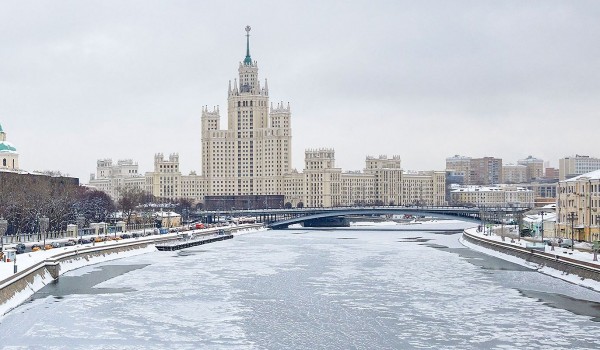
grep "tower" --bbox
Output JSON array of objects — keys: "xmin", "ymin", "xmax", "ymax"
[{"xmin": 201, "ymin": 26, "xmax": 292, "ymax": 197}]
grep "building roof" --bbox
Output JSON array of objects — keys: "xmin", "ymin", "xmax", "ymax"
[
  {"xmin": 564, "ymin": 169, "xmax": 600, "ymax": 182},
  {"xmin": 0, "ymin": 141, "xmax": 17, "ymax": 152},
  {"xmin": 451, "ymin": 185, "xmax": 531, "ymax": 193}
]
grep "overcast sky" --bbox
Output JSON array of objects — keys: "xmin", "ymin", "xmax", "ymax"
[{"xmin": 1, "ymin": 1, "xmax": 599, "ymax": 181}]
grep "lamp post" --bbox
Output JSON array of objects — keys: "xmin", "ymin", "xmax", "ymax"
[
  {"xmin": 0, "ymin": 218, "xmax": 7, "ymax": 253},
  {"xmin": 39, "ymin": 216, "xmax": 49, "ymax": 249},
  {"xmin": 594, "ymin": 214, "xmax": 600, "ymax": 261},
  {"xmin": 595, "ymin": 214, "xmax": 600, "ymax": 243},
  {"xmin": 567, "ymin": 212, "xmax": 578, "ymax": 252},
  {"xmin": 540, "ymin": 211, "xmax": 545, "ymax": 247},
  {"xmin": 76, "ymin": 215, "xmax": 85, "ymax": 243}
]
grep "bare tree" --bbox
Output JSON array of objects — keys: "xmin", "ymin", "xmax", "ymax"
[{"xmin": 117, "ymin": 186, "xmax": 146, "ymax": 225}]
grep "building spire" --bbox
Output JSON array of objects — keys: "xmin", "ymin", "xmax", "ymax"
[{"xmin": 244, "ymin": 25, "xmax": 252, "ymax": 65}]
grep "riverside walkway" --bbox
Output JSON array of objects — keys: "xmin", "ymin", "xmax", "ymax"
[{"xmin": 462, "ymin": 227, "xmax": 600, "ymax": 291}]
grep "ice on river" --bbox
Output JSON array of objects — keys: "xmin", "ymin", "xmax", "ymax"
[{"xmin": 1, "ymin": 227, "xmax": 600, "ymax": 349}]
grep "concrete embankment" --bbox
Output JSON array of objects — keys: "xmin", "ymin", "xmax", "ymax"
[
  {"xmin": 462, "ymin": 229, "xmax": 600, "ymax": 284},
  {"xmin": 0, "ymin": 224, "xmax": 264, "ymax": 316}
]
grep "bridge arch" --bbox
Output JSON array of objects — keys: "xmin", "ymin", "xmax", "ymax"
[{"xmin": 267, "ymin": 208, "xmax": 482, "ymax": 229}]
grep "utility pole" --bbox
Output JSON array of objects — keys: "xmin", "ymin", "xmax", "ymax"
[{"xmin": 568, "ymin": 212, "xmax": 578, "ymax": 252}]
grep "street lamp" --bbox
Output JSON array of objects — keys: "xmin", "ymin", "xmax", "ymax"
[
  {"xmin": 595, "ymin": 214, "xmax": 600, "ymax": 243},
  {"xmin": 76, "ymin": 215, "xmax": 85, "ymax": 242},
  {"xmin": 539, "ymin": 211, "xmax": 545, "ymax": 246},
  {"xmin": 567, "ymin": 212, "xmax": 578, "ymax": 252},
  {"xmin": 39, "ymin": 216, "xmax": 49, "ymax": 249},
  {"xmin": 0, "ymin": 218, "xmax": 8, "ymax": 253}
]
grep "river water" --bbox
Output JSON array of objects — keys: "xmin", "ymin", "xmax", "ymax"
[{"xmin": 2, "ymin": 224, "xmax": 600, "ymax": 349}]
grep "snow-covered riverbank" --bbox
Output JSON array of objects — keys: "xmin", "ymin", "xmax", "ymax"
[
  {"xmin": 461, "ymin": 227, "xmax": 600, "ymax": 292},
  {"xmin": 0, "ymin": 224, "xmax": 265, "ymax": 316}
]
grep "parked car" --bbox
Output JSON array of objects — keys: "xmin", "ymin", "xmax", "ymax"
[
  {"xmin": 121, "ymin": 234, "xmax": 131, "ymax": 239},
  {"xmin": 51, "ymin": 242, "xmax": 61, "ymax": 248},
  {"xmin": 15, "ymin": 243, "xmax": 26, "ymax": 254},
  {"xmin": 31, "ymin": 244, "xmax": 41, "ymax": 252},
  {"xmin": 93, "ymin": 237, "xmax": 103, "ymax": 243},
  {"xmin": 43, "ymin": 244, "xmax": 53, "ymax": 250},
  {"xmin": 65, "ymin": 240, "xmax": 76, "ymax": 246},
  {"xmin": 132, "ymin": 232, "xmax": 140, "ymax": 238},
  {"xmin": 559, "ymin": 239, "xmax": 573, "ymax": 248},
  {"xmin": 77, "ymin": 238, "xmax": 91, "ymax": 244}
]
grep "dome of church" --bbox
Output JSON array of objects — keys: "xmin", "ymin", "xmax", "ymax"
[{"xmin": 0, "ymin": 141, "xmax": 17, "ymax": 152}]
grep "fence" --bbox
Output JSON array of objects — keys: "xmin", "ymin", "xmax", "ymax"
[{"xmin": 1, "ymin": 231, "xmax": 69, "ymax": 244}]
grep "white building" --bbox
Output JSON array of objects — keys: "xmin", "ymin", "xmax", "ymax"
[
  {"xmin": 450, "ymin": 185, "xmax": 534, "ymax": 208},
  {"xmin": 559, "ymin": 155, "xmax": 600, "ymax": 181},
  {"xmin": 88, "ymin": 159, "xmax": 145, "ymax": 200}
]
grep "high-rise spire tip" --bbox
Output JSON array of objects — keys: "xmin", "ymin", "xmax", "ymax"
[{"xmin": 244, "ymin": 25, "xmax": 252, "ymax": 65}]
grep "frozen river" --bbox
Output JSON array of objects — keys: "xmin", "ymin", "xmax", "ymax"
[{"xmin": 2, "ymin": 224, "xmax": 600, "ymax": 349}]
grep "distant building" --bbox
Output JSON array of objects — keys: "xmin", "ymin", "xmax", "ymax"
[
  {"xmin": 470, "ymin": 157, "xmax": 502, "ymax": 185},
  {"xmin": 559, "ymin": 155, "xmax": 600, "ymax": 181},
  {"xmin": 302, "ymin": 149, "xmax": 342, "ymax": 207},
  {"xmin": 447, "ymin": 155, "xmax": 502, "ymax": 185},
  {"xmin": 517, "ymin": 155, "xmax": 544, "ymax": 182},
  {"xmin": 88, "ymin": 159, "xmax": 145, "ymax": 200},
  {"xmin": 450, "ymin": 185, "xmax": 533, "ymax": 208},
  {"xmin": 283, "ymin": 153, "xmax": 445, "ymax": 207},
  {"xmin": 502, "ymin": 164, "xmax": 527, "ymax": 184},
  {"xmin": 145, "ymin": 153, "xmax": 205, "ymax": 202},
  {"xmin": 446, "ymin": 155, "xmax": 471, "ymax": 184},
  {"xmin": 544, "ymin": 167, "xmax": 559, "ymax": 180},
  {"xmin": 402, "ymin": 170, "xmax": 446, "ymax": 206},
  {"xmin": 0, "ymin": 123, "xmax": 19, "ymax": 171},
  {"xmin": 517, "ymin": 180, "xmax": 558, "ymax": 207}
]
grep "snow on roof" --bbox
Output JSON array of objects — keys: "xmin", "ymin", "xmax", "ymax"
[
  {"xmin": 451, "ymin": 185, "xmax": 531, "ymax": 193},
  {"xmin": 565, "ymin": 169, "xmax": 600, "ymax": 182},
  {"xmin": 523, "ymin": 212, "xmax": 557, "ymax": 223},
  {"xmin": 154, "ymin": 211, "xmax": 180, "ymax": 218}
]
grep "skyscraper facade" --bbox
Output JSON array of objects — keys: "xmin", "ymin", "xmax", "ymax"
[{"xmin": 201, "ymin": 26, "xmax": 292, "ymax": 197}]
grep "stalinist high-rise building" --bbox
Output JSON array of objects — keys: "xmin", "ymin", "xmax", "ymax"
[
  {"xmin": 91, "ymin": 27, "xmax": 446, "ymax": 208},
  {"xmin": 201, "ymin": 26, "xmax": 292, "ymax": 197}
]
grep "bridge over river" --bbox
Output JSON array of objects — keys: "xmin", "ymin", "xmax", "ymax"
[{"xmin": 196, "ymin": 205, "xmax": 529, "ymax": 229}]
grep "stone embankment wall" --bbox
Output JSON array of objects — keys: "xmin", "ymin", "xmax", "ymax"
[
  {"xmin": 462, "ymin": 230, "xmax": 600, "ymax": 282},
  {"xmin": 0, "ymin": 238, "xmax": 161, "ymax": 315}
]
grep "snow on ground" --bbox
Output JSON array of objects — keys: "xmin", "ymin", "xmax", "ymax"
[{"xmin": 461, "ymin": 227, "xmax": 600, "ymax": 292}]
